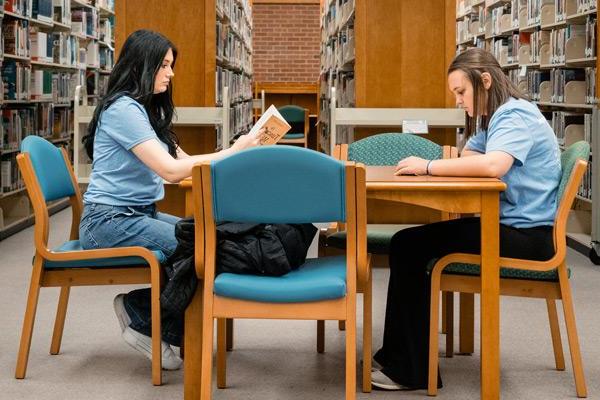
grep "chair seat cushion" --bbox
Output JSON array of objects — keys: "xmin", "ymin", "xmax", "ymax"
[
  {"xmin": 432, "ymin": 262, "xmax": 570, "ymax": 282},
  {"xmin": 214, "ymin": 255, "xmax": 347, "ymax": 303},
  {"xmin": 327, "ymin": 224, "xmax": 417, "ymax": 254},
  {"xmin": 43, "ymin": 240, "xmax": 166, "ymax": 269},
  {"xmin": 282, "ymin": 133, "xmax": 305, "ymax": 139}
]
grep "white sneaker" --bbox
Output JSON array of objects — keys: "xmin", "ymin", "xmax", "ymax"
[
  {"xmin": 371, "ymin": 370, "xmax": 413, "ymax": 391},
  {"xmin": 113, "ymin": 294, "xmax": 131, "ymax": 332},
  {"xmin": 122, "ymin": 326, "xmax": 183, "ymax": 371}
]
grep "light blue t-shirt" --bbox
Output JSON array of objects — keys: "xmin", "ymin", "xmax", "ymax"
[
  {"xmin": 83, "ymin": 96, "xmax": 166, "ymax": 206},
  {"xmin": 465, "ymin": 98, "xmax": 561, "ymax": 228}
]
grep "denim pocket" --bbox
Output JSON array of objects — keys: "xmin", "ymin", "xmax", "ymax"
[{"xmin": 104, "ymin": 206, "xmax": 136, "ymax": 221}]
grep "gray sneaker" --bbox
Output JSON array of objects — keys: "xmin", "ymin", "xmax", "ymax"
[
  {"xmin": 113, "ymin": 294, "xmax": 131, "ymax": 332},
  {"xmin": 371, "ymin": 370, "xmax": 414, "ymax": 391},
  {"xmin": 122, "ymin": 326, "xmax": 183, "ymax": 371}
]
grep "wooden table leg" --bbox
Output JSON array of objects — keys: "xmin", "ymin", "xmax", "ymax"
[
  {"xmin": 185, "ymin": 189, "xmax": 194, "ymax": 217},
  {"xmin": 184, "ymin": 286, "xmax": 203, "ymax": 400},
  {"xmin": 480, "ymin": 192, "xmax": 500, "ymax": 399}
]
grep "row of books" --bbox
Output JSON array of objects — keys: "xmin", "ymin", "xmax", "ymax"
[
  {"xmin": 549, "ymin": 110, "xmax": 594, "ymax": 147},
  {"xmin": 4, "ymin": 0, "xmax": 30, "ymax": 17},
  {"xmin": 215, "ymin": 66, "xmax": 251, "ymax": 105},
  {"xmin": 3, "ymin": 19, "xmax": 30, "ymax": 58},
  {"xmin": 1, "ymin": 105, "xmax": 73, "ymax": 152},
  {"xmin": 229, "ymin": 100, "xmax": 252, "ymax": 137},
  {"xmin": 99, "ymin": 47, "xmax": 112, "ymax": 70},
  {"xmin": 1, "ymin": 153, "xmax": 22, "ymax": 193},
  {"xmin": 2, "ymin": 60, "xmax": 87, "ymax": 101},
  {"xmin": 99, "ymin": 18, "xmax": 113, "ymax": 44},
  {"xmin": 336, "ymin": 25, "xmax": 355, "ymax": 69},
  {"xmin": 32, "ymin": 0, "xmax": 52, "ymax": 22},
  {"xmin": 13, "ymin": 28, "xmax": 106, "ymax": 71},
  {"xmin": 578, "ymin": 158, "xmax": 592, "ymax": 200},
  {"xmin": 71, "ymin": 8, "xmax": 98, "ymax": 38},
  {"xmin": 576, "ymin": 0, "xmax": 597, "ymax": 14},
  {"xmin": 216, "ymin": 20, "xmax": 252, "ymax": 73},
  {"xmin": 96, "ymin": 0, "xmax": 115, "ymax": 11},
  {"xmin": 218, "ymin": 0, "xmax": 252, "ymax": 28},
  {"xmin": 52, "ymin": 0, "xmax": 71, "ymax": 25},
  {"xmin": 519, "ymin": 67, "xmax": 596, "ymax": 104}
]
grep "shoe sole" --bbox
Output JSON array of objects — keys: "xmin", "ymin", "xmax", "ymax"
[
  {"xmin": 114, "ymin": 294, "xmax": 131, "ymax": 333},
  {"xmin": 122, "ymin": 328, "xmax": 182, "ymax": 371}
]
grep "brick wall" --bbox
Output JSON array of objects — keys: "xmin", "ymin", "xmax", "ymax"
[{"xmin": 252, "ymin": 3, "xmax": 320, "ymax": 83}]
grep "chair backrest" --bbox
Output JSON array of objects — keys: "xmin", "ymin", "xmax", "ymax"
[
  {"xmin": 347, "ymin": 133, "xmax": 444, "ymax": 165},
  {"xmin": 17, "ymin": 135, "xmax": 83, "ymax": 250},
  {"xmin": 553, "ymin": 141, "xmax": 590, "ymax": 249},
  {"xmin": 20, "ymin": 136, "xmax": 76, "ymax": 202},
  {"xmin": 278, "ymin": 105, "xmax": 306, "ymax": 124},
  {"xmin": 207, "ymin": 145, "xmax": 347, "ymax": 224},
  {"xmin": 193, "ymin": 145, "xmax": 363, "ymax": 289}
]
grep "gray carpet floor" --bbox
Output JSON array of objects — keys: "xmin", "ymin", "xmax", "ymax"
[{"xmin": 0, "ymin": 209, "xmax": 599, "ymax": 399}]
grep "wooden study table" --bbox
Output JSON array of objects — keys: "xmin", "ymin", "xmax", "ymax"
[{"xmin": 179, "ymin": 165, "xmax": 506, "ymax": 400}]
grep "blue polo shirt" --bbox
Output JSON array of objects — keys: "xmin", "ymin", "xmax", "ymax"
[
  {"xmin": 465, "ymin": 98, "xmax": 561, "ymax": 228},
  {"xmin": 83, "ymin": 96, "xmax": 166, "ymax": 206}
]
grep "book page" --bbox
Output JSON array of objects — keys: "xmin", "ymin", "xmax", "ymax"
[{"xmin": 248, "ymin": 104, "xmax": 291, "ymax": 145}]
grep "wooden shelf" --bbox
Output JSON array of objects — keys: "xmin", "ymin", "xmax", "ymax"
[
  {"xmin": 566, "ymin": 9, "xmax": 598, "ymax": 24},
  {"xmin": 4, "ymin": 11, "xmax": 30, "ymax": 21},
  {"xmin": 4, "ymin": 53, "xmax": 30, "ymax": 61}
]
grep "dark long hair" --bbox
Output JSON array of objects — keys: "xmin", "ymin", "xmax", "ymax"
[
  {"xmin": 82, "ymin": 29, "xmax": 179, "ymax": 159},
  {"xmin": 448, "ymin": 48, "xmax": 526, "ymax": 137}
]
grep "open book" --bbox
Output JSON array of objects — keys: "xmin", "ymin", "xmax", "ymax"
[{"xmin": 247, "ymin": 105, "xmax": 291, "ymax": 145}]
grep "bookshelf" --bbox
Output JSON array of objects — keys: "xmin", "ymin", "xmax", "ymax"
[
  {"xmin": 116, "ymin": 0, "xmax": 253, "ymax": 217},
  {"xmin": 319, "ymin": 0, "xmax": 458, "ymax": 154},
  {"xmin": 0, "ymin": 0, "xmax": 115, "ymax": 240},
  {"xmin": 455, "ymin": 0, "xmax": 599, "ymax": 260}
]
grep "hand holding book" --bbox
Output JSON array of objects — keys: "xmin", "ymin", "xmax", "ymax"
[{"xmin": 247, "ymin": 105, "xmax": 291, "ymax": 145}]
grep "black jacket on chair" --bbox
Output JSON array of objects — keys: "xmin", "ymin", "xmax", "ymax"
[{"xmin": 160, "ymin": 217, "xmax": 317, "ymax": 317}]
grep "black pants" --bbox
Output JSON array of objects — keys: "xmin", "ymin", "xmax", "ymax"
[{"xmin": 373, "ymin": 217, "xmax": 554, "ymax": 389}]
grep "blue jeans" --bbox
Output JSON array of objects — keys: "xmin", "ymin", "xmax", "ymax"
[{"xmin": 80, "ymin": 202, "xmax": 184, "ymax": 346}]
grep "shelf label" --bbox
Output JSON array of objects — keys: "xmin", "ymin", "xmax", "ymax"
[{"xmin": 402, "ymin": 120, "xmax": 429, "ymax": 134}]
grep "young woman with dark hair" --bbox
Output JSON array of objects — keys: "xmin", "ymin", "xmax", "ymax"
[
  {"xmin": 79, "ymin": 30, "xmax": 258, "ymax": 369},
  {"xmin": 370, "ymin": 48, "xmax": 561, "ymax": 390}
]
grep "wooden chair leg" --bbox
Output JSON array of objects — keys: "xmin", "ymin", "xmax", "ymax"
[
  {"xmin": 317, "ymin": 320, "xmax": 325, "ymax": 353},
  {"xmin": 441, "ymin": 291, "xmax": 447, "ymax": 334},
  {"xmin": 150, "ymin": 266, "xmax": 162, "ymax": 386},
  {"xmin": 184, "ymin": 288, "xmax": 204, "ymax": 400},
  {"xmin": 200, "ymin": 315, "xmax": 215, "ymax": 400},
  {"xmin": 226, "ymin": 318, "xmax": 234, "ymax": 351},
  {"xmin": 459, "ymin": 292, "xmax": 475, "ymax": 355},
  {"xmin": 558, "ymin": 267, "xmax": 587, "ymax": 398},
  {"xmin": 339, "ymin": 320, "xmax": 346, "ymax": 331},
  {"xmin": 546, "ymin": 298, "xmax": 565, "ymax": 371},
  {"xmin": 428, "ymin": 272, "xmax": 442, "ymax": 396},
  {"xmin": 217, "ymin": 318, "xmax": 227, "ymax": 388},
  {"xmin": 50, "ymin": 286, "xmax": 71, "ymax": 355},
  {"xmin": 15, "ymin": 259, "xmax": 44, "ymax": 379},
  {"xmin": 445, "ymin": 291, "xmax": 454, "ymax": 358},
  {"xmin": 362, "ymin": 270, "xmax": 372, "ymax": 393},
  {"xmin": 345, "ymin": 307, "xmax": 357, "ymax": 400}
]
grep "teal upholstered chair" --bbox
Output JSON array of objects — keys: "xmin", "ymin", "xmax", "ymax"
[
  {"xmin": 15, "ymin": 136, "xmax": 165, "ymax": 385},
  {"xmin": 192, "ymin": 145, "xmax": 366, "ymax": 400},
  {"xmin": 278, "ymin": 105, "xmax": 309, "ymax": 147},
  {"xmin": 327, "ymin": 133, "xmax": 457, "ymax": 255},
  {"xmin": 427, "ymin": 141, "xmax": 589, "ymax": 397}
]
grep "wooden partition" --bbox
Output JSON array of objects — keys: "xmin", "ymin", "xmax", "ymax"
[{"xmin": 353, "ymin": 0, "xmax": 458, "ymax": 145}]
